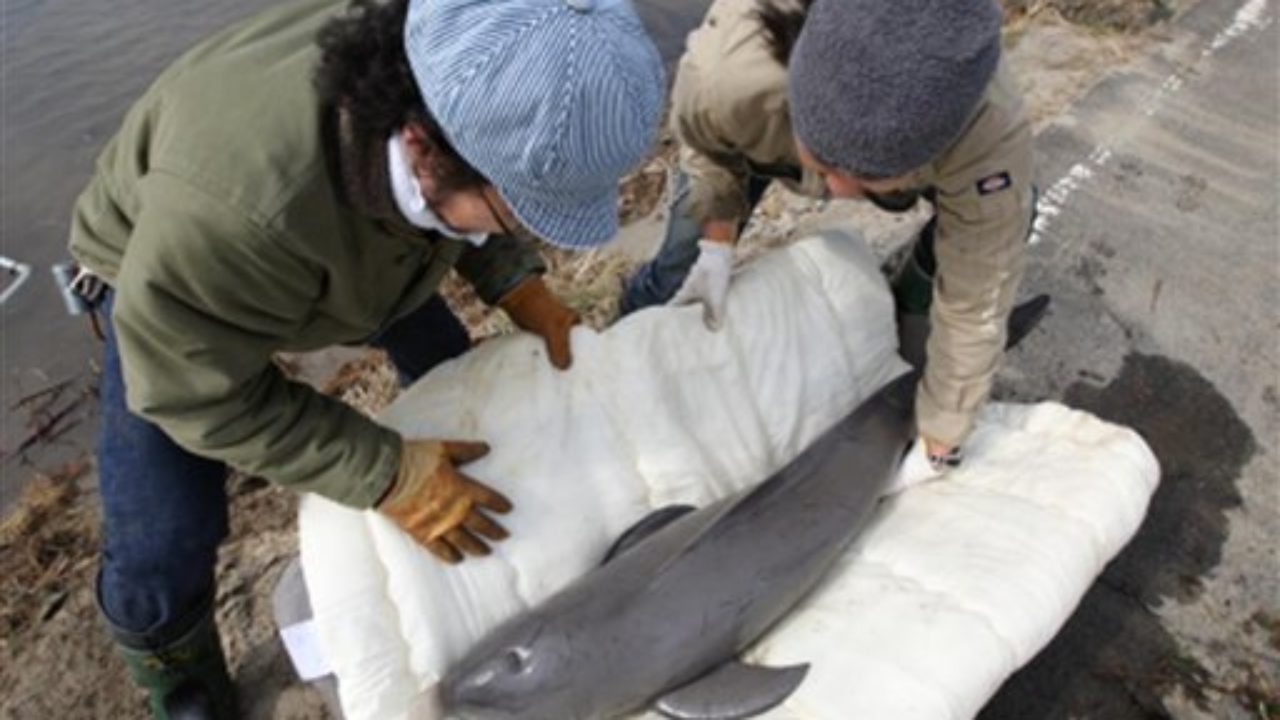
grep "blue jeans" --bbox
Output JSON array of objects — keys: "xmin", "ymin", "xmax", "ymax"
[
  {"xmin": 95, "ymin": 291, "xmax": 469, "ymax": 642},
  {"xmin": 620, "ymin": 170, "xmax": 772, "ymax": 315}
]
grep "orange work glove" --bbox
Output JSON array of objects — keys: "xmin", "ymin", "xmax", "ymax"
[
  {"xmin": 497, "ymin": 276, "xmax": 579, "ymax": 370},
  {"xmin": 376, "ymin": 439, "xmax": 513, "ymax": 564}
]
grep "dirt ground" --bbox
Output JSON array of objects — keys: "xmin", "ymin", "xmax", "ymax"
[{"xmin": 0, "ymin": 4, "xmax": 1226, "ymax": 719}]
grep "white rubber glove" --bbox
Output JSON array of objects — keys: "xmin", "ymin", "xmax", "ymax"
[
  {"xmin": 886, "ymin": 438, "xmax": 962, "ymax": 495},
  {"xmin": 669, "ymin": 240, "xmax": 734, "ymax": 331}
]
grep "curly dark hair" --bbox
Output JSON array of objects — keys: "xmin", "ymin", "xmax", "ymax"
[
  {"xmin": 313, "ymin": 0, "xmax": 485, "ymax": 193},
  {"xmin": 756, "ymin": 0, "xmax": 815, "ymax": 66}
]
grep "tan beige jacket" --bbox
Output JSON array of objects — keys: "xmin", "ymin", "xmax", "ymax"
[{"xmin": 672, "ymin": 0, "xmax": 1034, "ymax": 446}]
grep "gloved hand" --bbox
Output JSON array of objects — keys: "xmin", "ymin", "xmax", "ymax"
[
  {"xmin": 498, "ymin": 276, "xmax": 579, "ymax": 370},
  {"xmin": 669, "ymin": 240, "xmax": 734, "ymax": 331},
  {"xmin": 887, "ymin": 437, "xmax": 962, "ymax": 495},
  {"xmin": 376, "ymin": 439, "xmax": 513, "ymax": 564}
]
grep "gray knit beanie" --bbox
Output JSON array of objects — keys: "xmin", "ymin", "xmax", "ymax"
[{"xmin": 789, "ymin": 0, "xmax": 1002, "ymax": 178}]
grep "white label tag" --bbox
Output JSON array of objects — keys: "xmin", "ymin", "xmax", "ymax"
[{"xmin": 279, "ymin": 619, "xmax": 334, "ymax": 681}]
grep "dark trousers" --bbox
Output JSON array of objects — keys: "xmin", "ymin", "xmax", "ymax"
[
  {"xmin": 620, "ymin": 170, "xmax": 772, "ymax": 315},
  {"xmin": 95, "ymin": 291, "xmax": 469, "ymax": 642}
]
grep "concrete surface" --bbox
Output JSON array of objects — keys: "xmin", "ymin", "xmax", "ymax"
[{"xmin": 981, "ymin": 0, "xmax": 1278, "ymax": 716}]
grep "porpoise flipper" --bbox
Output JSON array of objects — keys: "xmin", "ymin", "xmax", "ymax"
[
  {"xmin": 653, "ymin": 660, "xmax": 809, "ymax": 719},
  {"xmin": 601, "ymin": 505, "xmax": 697, "ymax": 565}
]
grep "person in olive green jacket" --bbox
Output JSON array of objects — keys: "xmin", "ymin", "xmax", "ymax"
[
  {"xmin": 620, "ymin": 0, "xmax": 1043, "ymax": 487},
  {"xmin": 67, "ymin": 0, "xmax": 663, "ymax": 716}
]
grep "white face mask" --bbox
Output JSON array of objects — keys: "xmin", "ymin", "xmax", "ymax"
[{"xmin": 386, "ymin": 134, "xmax": 489, "ymax": 247}]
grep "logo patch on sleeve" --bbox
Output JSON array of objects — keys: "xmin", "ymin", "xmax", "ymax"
[{"xmin": 976, "ymin": 171, "xmax": 1013, "ymax": 195}]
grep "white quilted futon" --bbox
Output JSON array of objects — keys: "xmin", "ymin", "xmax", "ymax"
[{"xmin": 298, "ymin": 230, "xmax": 1159, "ymax": 720}]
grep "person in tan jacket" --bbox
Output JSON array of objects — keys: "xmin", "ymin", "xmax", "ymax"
[{"xmin": 621, "ymin": 0, "xmax": 1042, "ymax": 480}]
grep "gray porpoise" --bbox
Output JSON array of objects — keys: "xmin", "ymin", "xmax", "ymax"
[{"xmin": 441, "ymin": 371, "xmax": 919, "ymax": 720}]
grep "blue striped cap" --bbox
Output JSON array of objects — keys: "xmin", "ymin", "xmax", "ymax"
[{"xmin": 406, "ymin": 0, "xmax": 664, "ymax": 249}]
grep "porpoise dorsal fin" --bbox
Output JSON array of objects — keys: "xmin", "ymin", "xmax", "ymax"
[
  {"xmin": 653, "ymin": 660, "xmax": 809, "ymax": 719},
  {"xmin": 601, "ymin": 505, "xmax": 697, "ymax": 565},
  {"xmin": 1005, "ymin": 293, "xmax": 1051, "ymax": 351}
]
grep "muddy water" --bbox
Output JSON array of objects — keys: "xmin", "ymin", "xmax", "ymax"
[
  {"xmin": 1, "ymin": 0, "xmax": 281, "ymax": 512},
  {"xmin": 0, "ymin": 0, "xmax": 706, "ymax": 512}
]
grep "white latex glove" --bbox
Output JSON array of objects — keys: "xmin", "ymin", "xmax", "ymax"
[
  {"xmin": 669, "ymin": 240, "xmax": 734, "ymax": 331},
  {"xmin": 886, "ymin": 438, "xmax": 961, "ymax": 495}
]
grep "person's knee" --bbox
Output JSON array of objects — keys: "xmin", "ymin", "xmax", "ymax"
[
  {"xmin": 96, "ymin": 460, "xmax": 228, "ymax": 634},
  {"xmin": 620, "ymin": 262, "xmax": 665, "ymax": 314},
  {"xmin": 99, "ymin": 534, "xmax": 219, "ymax": 636}
]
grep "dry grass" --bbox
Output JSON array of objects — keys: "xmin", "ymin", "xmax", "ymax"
[
  {"xmin": 323, "ymin": 349, "xmax": 402, "ymax": 419},
  {"xmin": 1001, "ymin": 0, "xmax": 1177, "ymax": 32},
  {"xmin": 0, "ymin": 461, "xmax": 94, "ymax": 650},
  {"xmin": 617, "ymin": 139, "xmax": 676, "ymax": 226}
]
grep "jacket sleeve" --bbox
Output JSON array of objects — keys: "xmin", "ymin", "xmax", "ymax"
[
  {"xmin": 111, "ymin": 174, "xmax": 401, "ymax": 508},
  {"xmin": 916, "ymin": 105, "xmax": 1035, "ymax": 448},
  {"xmin": 671, "ymin": 43, "xmax": 801, "ymax": 226},
  {"xmin": 453, "ymin": 232, "xmax": 546, "ymax": 304},
  {"xmin": 670, "ymin": 55, "xmax": 754, "ymax": 225}
]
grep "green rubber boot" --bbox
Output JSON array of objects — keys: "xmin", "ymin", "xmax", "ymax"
[
  {"xmin": 891, "ymin": 217, "xmax": 938, "ymax": 314},
  {"xmin": 891, "ymin": 220, "xmax": 938, "ymax": 369},
  {"xmin": 111, "ymin": 601, "xmax": 237, "ymax": 720}
]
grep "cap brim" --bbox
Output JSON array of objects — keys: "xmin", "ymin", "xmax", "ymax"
[{"xmin": 499, "ymin": 184, "xmax": 620, "ymax": 250}]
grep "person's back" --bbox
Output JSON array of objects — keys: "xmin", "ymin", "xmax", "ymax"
[
  {"xmin": 668, "ymin": 0, "xmax": 827, "ymax": 221},
  {"xmin": 71, "ymin": 0, "xmax": 345, "ymax": 284}
]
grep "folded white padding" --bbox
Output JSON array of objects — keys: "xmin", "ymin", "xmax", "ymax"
[{"xmin": 298, "ymin": 230, "xmax": 1158, "ymax": 720}]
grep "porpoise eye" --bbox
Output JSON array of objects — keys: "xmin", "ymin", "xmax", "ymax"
[{"xmin": 502, "ymin": 648, "xmax": 529, "ymax": 674}]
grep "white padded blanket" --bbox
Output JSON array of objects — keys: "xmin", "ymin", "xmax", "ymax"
[{"xmin": 298, "ymin": 231, "xmax": 1158, "ymax": 720}]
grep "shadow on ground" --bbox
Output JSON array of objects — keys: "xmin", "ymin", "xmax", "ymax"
[{"xmin": 980, "ymin": 353, "xmax": 1256, "ymax": 719}]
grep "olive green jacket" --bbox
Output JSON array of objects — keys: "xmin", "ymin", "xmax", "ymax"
[
  {"xmin": 672, "ymin": 0, "xmax": 1034, "ymax": 446},
  {"xmin": 68, "ymin": 0, "xmax": 543, "ymax": 507}
]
